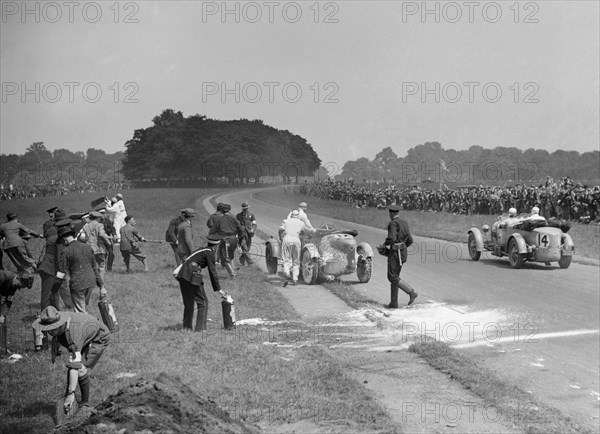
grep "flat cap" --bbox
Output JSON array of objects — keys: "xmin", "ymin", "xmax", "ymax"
[
  {"xmin": 53, "ymin": 209, "xmax": 67, "ymax": 220},
  {"xmin": 46, "ymin": 206, "xmax": 59, "ymax": 214},
  {"xmin": 54, "ymin": 218, "xmax": 72, "ymax": 228},
  {"xmin": 298, "ymin": 202, "xmax": 308, "ymax": 207},
  {"xmin": 6, "ymin": 212, "xmax": 17, "ymax": 220},
  {"xmin": 207, "ymin": 234, "xmax": 222, "ymax": 244},
  {"xmin": 221, "ymin": 204, "xmax": 231, "ymax": 212},
  {"xmin": 57, "ymin": 226, "xmax": 74, "ymax": 238},
  {"xmin": 182, "ymin": 208, "xmax": 196, "ymax": 217},
  {"xmin": 90, "ymin": 211, "xmax": 103, "ymax": 218},
  {"xmin": 387, "ymin": 205, "xmax": 401, "ymax": 212}
]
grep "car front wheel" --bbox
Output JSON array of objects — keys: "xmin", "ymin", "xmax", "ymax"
[
  {"xmin": 508, "ymin": 239, "xmax": 524, "ymax": 269},
  {"xmin": 468, "ymin": 233, "xmax": 481, "ymax": 261},
  {"xmin": 300, "ymin": 247, "xmax": 319, "ymax": 285}
]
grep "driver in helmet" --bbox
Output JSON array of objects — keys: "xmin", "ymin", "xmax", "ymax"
[
  {"xmin": 499, "ymin": 207, "xmax": 521, "ymax": 228},
  {"xmin": 526, "ymin": 206, "xmax": 546, "ymax": 222}
]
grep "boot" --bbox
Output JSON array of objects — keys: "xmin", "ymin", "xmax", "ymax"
[
  {"xmin": 387, "ymin": 285, "xmax": 399, "ymax": 309},
  {"xmin": 41, "ymin": 333, "xmax": 49, "ymax": 351},
  {"xmin": 398, "ymin": 280, "xmax": 418, "ymax": 306},
  {"xmin": 408, "ymin": 291, "xmax": 418, "ymax": 306},
  {"xmin": 78, "ymin": 373, "xmax": 90, "ymax": 406},
  {"xmin": 142, "ymin": 259, "xmax": 149, "ymax": 273},
  {"xmin": 195, "ymin": 307, "xmax": 207, "ymax": 332}
]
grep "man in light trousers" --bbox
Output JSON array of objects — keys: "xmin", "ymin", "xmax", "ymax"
[{"xmin": 279, "ymin": 210, "xmax": 314, "ymax": 286}]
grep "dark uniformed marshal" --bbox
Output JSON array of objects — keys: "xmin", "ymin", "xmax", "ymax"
[{"xmin": 379, "ymin": 205, "xmax": 418, "ymax": 308}]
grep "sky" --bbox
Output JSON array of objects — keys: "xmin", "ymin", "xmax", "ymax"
[{"xmin": 1, "ymin": 0, "xmax": 599, "ymax": 171}]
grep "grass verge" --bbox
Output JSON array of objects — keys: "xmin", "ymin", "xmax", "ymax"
[
  {"xmin": 0, "ymin": 189, "xmax": 396, "ymax": 434},
  {"xmin": 254, "ymin": 187, "xmax": 600, "ymax": 264},
  {"xmin": 321, "ymin": 280, "xmax": 383, "ymax": 311},
  {"xmin": 409, "ymin": 341, "xmax": 593, "ymax": 434}
]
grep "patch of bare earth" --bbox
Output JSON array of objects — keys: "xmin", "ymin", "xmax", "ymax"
[{"xmin": 58, "ymin": 373, "xmax": 260, "ymax": 434}]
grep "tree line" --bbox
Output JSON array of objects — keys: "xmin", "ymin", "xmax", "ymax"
[
  {"xmin": 1, "ymin": 143, "xmax": 124, "ymax": 186},
  {"xmin": 340, "ymin": 142, "xmax": 600, "ymax": 185}
]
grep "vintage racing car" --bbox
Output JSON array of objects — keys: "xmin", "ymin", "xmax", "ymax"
[
  {"xmin": 468, "ymin": 214, "xmax": 575, "ymax": 269},
  {"xmin": 265, "ymin": 224, "xmax": 374, "ymax": 284}
]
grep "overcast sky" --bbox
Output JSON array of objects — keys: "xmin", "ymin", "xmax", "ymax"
[{"xmin": 1, "ymin": 1, "xmax": 598, "ymax": 168}]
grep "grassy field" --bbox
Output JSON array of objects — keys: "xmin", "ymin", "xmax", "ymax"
[
  {"xmin": 0, "ymin": 189, "xmax": 395, "ymax": 433},
  {"xmin": 254, "ymin": 186, "xmax": 600, "ymax": 263}
]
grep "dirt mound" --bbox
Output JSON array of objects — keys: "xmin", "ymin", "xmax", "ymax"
[{"xmin": 59, "ymin": 373, "xmax": 260, "ymax": 434}]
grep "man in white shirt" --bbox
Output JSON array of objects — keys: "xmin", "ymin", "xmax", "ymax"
[
  {"xmin": 526, "ymin": 206, "xmax": 546, "ymax": 222},
  {"xmin": 287, "ymin": 202, "xmax": 315, "ymax": 231},
  {"xmin": 105, "ymin": 194, "xmax": 127, "ymax": 242},
  {"xmin": 279, "ymin": 210, "xmax": 314, "ymax": 286}
]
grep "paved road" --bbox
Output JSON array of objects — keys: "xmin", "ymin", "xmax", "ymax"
[{"xmin": 213, "ymin": 187, "xmax": 600, "ymax": 429}]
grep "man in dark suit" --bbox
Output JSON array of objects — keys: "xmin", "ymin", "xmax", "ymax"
[
  {"xmin": 53, "ymin": 226, "xmax": 105, "ymax": 313},
  {"xmin": 0, "ymin": 212, "xmax": 43, "ymax": 273},
  {"xmin": 380, "ymin": 205, "xmax": 418, "ymax": 308},
  {"xmin": 166, "ymin": 209, "xmax": 186, "ymax": 265},
  {"xmin": 176, "ymin": 209, "xmax": 195, "ymax": 262},
  {"xmin": 207, "ymin": 203, "xmax": 224, "ymax": 234},
  {"xmin": 38, "ymin": 209, "xmax": 72, "ymax": 312},
  {"xmin": 175, "ymin": 235, "xmax": 225, "ymax": 331},
  {"xmin": 213, "ymin": 204, "xmax": 243, "ymax": 278},
  {"xmin": 236, "ymin": 202, "xmax": 257, "ymax": 266},
  {"xmin": 43, "ymin": 206, "xmax": 58, "ymax": 238}
]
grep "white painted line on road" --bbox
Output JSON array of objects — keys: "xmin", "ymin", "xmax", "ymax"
[{"xmin": 452, "ymin": 329, "xmax": 600, "ymax": 349}]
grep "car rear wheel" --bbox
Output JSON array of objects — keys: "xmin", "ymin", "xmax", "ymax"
[
  {"xmin": 468, "ymin": 233, "xmax": 481, "ymax": 261},
  {"xmin": 558, "ymin": 254, "xmax": 572, "ymax": 269},
  {"xmin": 356, "ymin": 257, "xmax": 372, "ymax": 283},
  {"xmin": 265, "ymin": 244, "xmax": 278, "ymax": 274},
  {"xmin": 508, "ymin": 239, "xmax": 524, "ymax": 269},
  {"xmin": 300, "ymin": 248, "xmax": 319, "ymax": 285}
]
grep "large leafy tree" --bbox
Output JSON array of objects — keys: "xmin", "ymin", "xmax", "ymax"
[{"xmin": 122, "ymin": 110, "xmax": 321, "ymax": 182}]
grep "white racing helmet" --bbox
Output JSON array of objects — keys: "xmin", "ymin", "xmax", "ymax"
[{"xmin": 508, "ymin": 207, "xmax": 517, "ymax": 217}]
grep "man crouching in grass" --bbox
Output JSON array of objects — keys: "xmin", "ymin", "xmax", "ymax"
[{"xmin": 34, "ymin": 306, "xmax": 110, "ymax": 417}]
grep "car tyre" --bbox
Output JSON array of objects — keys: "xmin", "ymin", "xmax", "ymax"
[
  {"xmin": 265, "ymin": 244, "xmax": 278, "ymax": 275},
  {"xmin": 468, "ymin": 233, "xmax": 481, "ymax": 261},
  {"xmin": 300, "ymin": 247, "xmax": 319, "ymax": 285},
  {"xmin": 357, "ymin": 257, "xmax": 372, "ymax": 283},
  {"xmin": 508, "ymin": 238, "xmax": 524, "ymax": 269},
  {"xmin": 558, "ymin": 253, "xmax": 572, "ymax": 269}
]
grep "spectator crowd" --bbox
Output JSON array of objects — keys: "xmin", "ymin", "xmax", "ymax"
[
  {"xmin": 0, "ymin": 181, "xmax": 131, "ymax": 201},
  {"xmin": 303, "ymin": 176, "xmax": 600, "ymax": 222}
]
